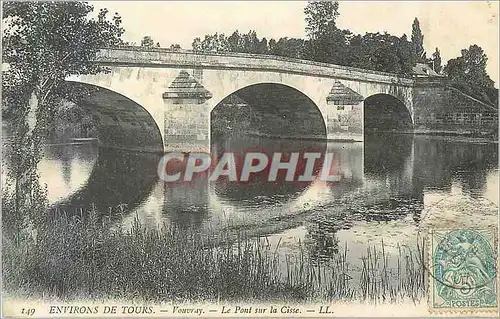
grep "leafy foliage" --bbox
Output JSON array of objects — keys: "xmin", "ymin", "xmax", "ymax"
[
  {"xmin": 140, "ymin": 35, "xmax": 155, "ymax": 47},
  {"xmin": 2, "ymin": 1, "xmax": 124, "ymax": 234},
  {"xmin": 430, "ymin": 47, "xmax": 442, "ymax": 73},
  {"xmin": 190, "ymin": 2, "xmax": 416, "ymax": 75},
  {"xmin": 3, "ymin": 2, "xmax": 124, "ymax": 122},
  {"xmin": 191, "ymin": 26, "xmax": 416, "ymax": 75},
  {"xmin": 305, "ymin": 25, "xmax": 353, "ymax": 64},
  {"xmin": 304, "ymin": 1, "xmax": 339, "ymax": 40},
  {"xmin": 192, "ymin": 30, "xmax": 266, "ymax": 54},
  {"xmin": 269, "ymin": 37, "xmax": 307, "ymax": 59},
  {"xmin": 411, "ymin": 18, "xmax": 426, "ymax": 63},
  {"xmin": 169, "ymin": 43, "xmax": 181, "ymax": 51},
  {"xmin": 444, "ymin": 44, "xmax": 497, "ymax": 107},
  {"xmin": 350, "ymin": 33, "xmax": 416, "ymax": 75}
]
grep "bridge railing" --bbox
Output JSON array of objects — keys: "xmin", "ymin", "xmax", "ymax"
[{"xmin": 98, "ymin": 45, "xmax": 415, "ymax": 85}]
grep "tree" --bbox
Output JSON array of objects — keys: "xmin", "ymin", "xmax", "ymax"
[
  {"xmin": 269, "ymin": 37, "xmax": 307, "ymax": 59},
  {"xmin": 305, "ymin": 25, "xmax": 354, "ymax": 65},
  {"xmin": 228, "ymin": 30, "xmax": 242, "ymax": 52},
  {"xmin": 444, "ymin": 45, "xmax": 494, "ymax": 88},
  {"xmin": 241, "ymin": 30, "xmax": 260, "ymax": 53},
  {"xmin": 215, "ymin": 33, "xmax": 230, "ymax": 52},
  {"xmin": 188, "ymin": 3, "xmax": 419, "ymax": 75},
  {"xmin": 431, "ymin": 47, "xmax": 442, "ymax": 73},
  {"xmin": 395, "ymin": 34, "xmax": 418, "ymax": 75},
  {"xmin": 444, "ymin": 44, "xmax": 496, "ymax": 105},
  {"xmin": 256, "ymin": 37, "xmax": 269, "ymax": 54},
  {"xmin": 304, "ymin": 1, "xmax": 339, "ymax": 40},
  {"xmin": 192, "ymin": 30, "xmax": 264, "ymax": 54},
  {"xmin": 346, "ymin": 32, "xmax": 415, "ymax": 75},
  {"xmin": 169, "ymin": 44, "xmax": 181, "ymax": 51},
  {"xmin": 2, "ymin": 2, "xmax": 124, "ymax": 230},
  {"xmin": 192, "ymin": 37, "xmax": 202, "ymax": 52},
  {"xmin": 191, "ymin": 33, "xmax": 230, "ymax": 52},
  {"xmin": 411, "ymin": 18, "xmax": 426, "ymax": 62},
  {"xmin": 140, "ymin": 35, "xmax": 155, "ymax": 47}
]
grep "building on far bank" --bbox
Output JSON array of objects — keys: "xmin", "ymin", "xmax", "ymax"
[{"xmin": 412, "ymin": 63, "xmax": 442, "ymax": 77}]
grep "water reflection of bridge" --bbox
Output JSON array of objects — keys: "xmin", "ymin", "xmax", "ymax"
[
  {"xmin": 162, "ymin": 134, "xmax": 496, "ymax": 233},
  {"xmin": 50, "ymin": 134, "xmax": 497, "ymax": 246}
]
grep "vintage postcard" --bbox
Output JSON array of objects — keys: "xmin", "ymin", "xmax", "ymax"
[{"xmin": 1, "ymin": 1, "xmax": 498, "ymax": 318}]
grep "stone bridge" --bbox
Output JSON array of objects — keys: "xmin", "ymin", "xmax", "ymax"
[{"xmin": 67, "ymin": 47, "xmax": 498, "ymax": 152}]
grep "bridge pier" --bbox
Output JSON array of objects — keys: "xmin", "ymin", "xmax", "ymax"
[
  {"xmin": 163, "ymin": 71, "xmax": 213, "ymax": 153},
  {"xmin": 325, "ymin": 81, "xmax": 365, "ymax": 142}
]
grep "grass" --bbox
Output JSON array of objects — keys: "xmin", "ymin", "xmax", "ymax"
[
  {"xmin": 359, "ymin": 241, "xmax": 426, "ymax": 304},
  {"xmin": 3, "ymin": 207, "xmax": 427, "ymax": 304}
]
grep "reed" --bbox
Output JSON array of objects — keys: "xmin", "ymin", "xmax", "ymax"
[{"xmin": 3, "ymin": 207, "xmax": 427, "ymax": 303}]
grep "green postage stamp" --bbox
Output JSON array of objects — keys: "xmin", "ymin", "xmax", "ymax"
[{"xmin": 429, "ymin": 228, "xmax": 498, "ymax": 313}]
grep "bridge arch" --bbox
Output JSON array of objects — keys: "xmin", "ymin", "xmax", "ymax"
[
  {"xmin": 210, "ymin": 82, "xmax": 327, "ymax": 140},
  {"xmin": 64, "ymin": 81, "xmax": 164, "ymax": 152},
  {"xmin": 209, "ymin": 82, "xmax": 328, "ymax": 202},
  {"xmin": 363, "ymin": 93, "xmax": 413, "ymax": 132}
]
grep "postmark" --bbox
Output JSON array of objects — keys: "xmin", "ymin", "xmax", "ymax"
[{"xmin": 428, "ymin": 228, "xmax": 498, "ymax": 313}]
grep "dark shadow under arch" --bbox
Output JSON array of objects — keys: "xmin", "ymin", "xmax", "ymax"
[
  {"xmin": 209, "ymin": 83, "xmax": 327, "ymax": 203},
  {"xmin": 211, "ymin": 83, "xmax": 327, "ymax": 140},
  {"xmin": 48, "ymin": 82, "xmax": 165, "ymax": 219},
  {"xmin": 364, "ymin": 93, "xmax": 413, "ymax": 132},
  {"xmin": 363, "ymin": 94, "xmax": 415, "ymax": 199},
  {"xmin": 64, "ymin": 81, "xmax": 164, "ymax": 152}
]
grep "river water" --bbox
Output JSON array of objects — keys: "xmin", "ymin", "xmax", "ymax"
[{"xmin": 2, "ymin": 129, "xmax": 498, "ymax": 293}]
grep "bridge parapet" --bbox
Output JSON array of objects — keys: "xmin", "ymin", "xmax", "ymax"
[
  {"xmin": 413, "ymin": 76, "xmax": 450, "ymax": 87},
  {"xmin": 96, "ymin": 46, "xmax": 414, "ymax": 86}
]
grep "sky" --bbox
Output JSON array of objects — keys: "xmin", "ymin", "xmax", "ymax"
[{"xmin": 90, "ymin": 1, "xmax": 499, "ymax": 86}]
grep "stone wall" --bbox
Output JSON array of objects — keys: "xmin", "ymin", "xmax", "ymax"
[
  {"xmin": 97, "ymin": 47, "xmax": 413, "ymax": 87},
  {"xmin": 325, "ymin": 102, "xmax": 363, "ymax": 141},
  {"xmin": 163, "ymin": 71, "xmax": 213, "ymax": 152},
  {"xmin": 413, "ymin": 81, "xmax": 498, "ymax": 136},
  {"xmin": 163, "ymin": 102, "xmax": 211, "ymax": 152}
]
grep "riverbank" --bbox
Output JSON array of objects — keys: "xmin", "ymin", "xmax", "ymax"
[
  {"xmin": 3, "ymin": 206, "xmax": 425, "ymax": 304},
  {"xmin": 2, "ymin": 130, "xmax": 497, "ymax": 306}
]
